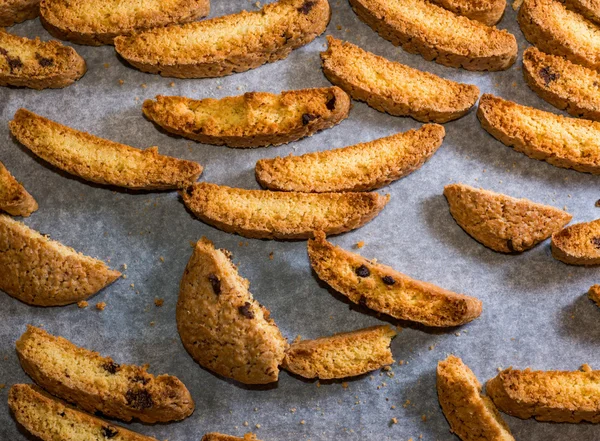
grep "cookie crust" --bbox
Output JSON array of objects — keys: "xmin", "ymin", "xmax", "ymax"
[
  {"xmin": 0, "ymin": 160, "xmax": 37, "ymax": 217},
  {"xmin": 551, "ymin": 218, "xmax": 600, "ymax": 265}
]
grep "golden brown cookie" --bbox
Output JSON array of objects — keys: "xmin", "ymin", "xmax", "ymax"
[
  {"xmin": 444, "ymin": 183, "xmax": 572, "ymax": 253},
  {"xmin": 320, "ymin": 37, "xmax": 479, "ymax": 123},
  {"xmin": 181, "ymin": 183, "xmax": 389, "ymax": 240},
  {"xmin": 429, "ymin": 0, "xmax": 506, "ymax": 25},
  {"xmin": 282, "ymin": 325, "xmax": 396, "ymax": 379},
  {"xmin": 477, "ymin": 94, "xmax": 600, "ymax": 174},
  {"xmin": 16, "ymin": 326, "xmax": 194, "ymax": 423},
  {"xmin": 437, "ymin": 356, "xmax": 515, "ymax": 441},
  {"xmin": 0, "ymin": 160, "xmax": 37, "ymax": 217},
  {"xmin": 565, "ymin": 0, "xmax": 600, "ymax": 24},
  {"xmin": 255, "ymin": 124, "xmax": 444, "ymax": 193},
  {"xmin": 10, "ymin": 109, "xmax": 202, "ymax": 190},
  {"xmin": 0, "ymin": 0, "xmax": 39, "ymax": 27},
  {"xmin": 177, "ymin": 238, "xmax": 288, "ymax": 384},
  {"xmin": 0, "ymin": 214, "xmax": 121, "ymax": 306},
  {"xmin": 307, "ymin": 232, "xmax": 482, "ymax": 327},
  {"xmin": 114, "ymin": 0, "xmax": 330, "ymax": 78},
  {"xmin": 8, "ymin": 384, "xmax": 159, "ymax": 441},
  {"xmin": 588, "ymin": 284, "xmax": 600, "ymax": 306},
  {"xmin": 0, "ymin": 29, "xmax": 85, "ymax": 89},
  {"xmin": 348, "ymin": 0, "xmax": 517, "ymax": 71},
  {"xmin": 487, "ymin": 365, "xmax": 600, "ymax": 422},
  {"xmin": 551, "ymin": 218, "xmax": 600, "ymax": 265},
  {"xmin": 40, "ymin": 0, "xmax": 209, "ymax": 46},
  {"xmin": 202, "ymin": 434, "xmax": 259, "ymax": 441}
]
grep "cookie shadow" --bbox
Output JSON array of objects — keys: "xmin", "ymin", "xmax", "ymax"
[{"xmin": 557, "ymin": 292, "xmax": 600, "ymax": 344}]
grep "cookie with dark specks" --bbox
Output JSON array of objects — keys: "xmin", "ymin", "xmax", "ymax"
[
  {"xmin": 552, "ymin": 218, "xmax": 600, "ymax": 265},
  {"xmin": 0, "ymin": 0, "xmax": 40, "ymax": 27},
  {"xmin": 0, "ymin": 160, "xmax": 37, "ymax": 217}
]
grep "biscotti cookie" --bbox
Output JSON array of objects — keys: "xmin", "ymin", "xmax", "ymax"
[
  {"xmin": 256, "ymin": 125, "xmax": 444, "ymax": 192},
  {"xmin": 181, "ymin": 183, "xmax": 389, "ymax": 239},
  {"xmin": 551, "ymin": 218, "xmax": 600, "ymax": 265},
  {"xmin": 9, "ymin": 384, "xmax": 159, "ymax": 441},
  {"xmin": 0, "ymin": 29, "xmax": 85, "ymax": 89},
  {"xmin": 429, "ymin": 0, "xmax": 505, "ymax": 25},
  {"xmin": 0, "ymin": 160, "xmax": 37, "ymax": 217},
  {"xmin": 478, "ymin": 94, "xmax": 600, "ymax": 174},
  {"xmin": 523, "ymin": 47, "xmax": 600, "ymax": 121},
  {"xmin": 40, "ymin": 0, "xmax": 209, "ymax": 46},
  {"xmin": 10, "ymin": 109, "xmax": 202, "ymax": 189},
  {"xmin": 487, "ymin": 365, "xmax": 600, "ymax": 422},
  {"xmin": 0, "ymin": 0, "xmax": 39, "ymax": 27},
  {"xmin": 203, "ymin": 434, "xmax": 259, "ymax": 441},
  {"xmin": 321, "ymin": 37, "xmax": 479, "ymax": 123},
  {"xmin": 565, "ymin": 0, "xmax": 600, "ymax": 24},
  {"xmin": 348, "ymin": 0, "xmax": 517, "ymax": 71},
  {"xmin": 0, "ymin": 214, "xmax": 120, "ymax": 306},
  {"xmin": 444, "ymin": 183, "xmax": 572, "ymax": 253},
  {"xmin": 518, "ymin": 0, "xmax": 600, "ymax": 71},
  {"xmin": 437, "ymin": 356, "xmax": 515, "ymax": 441},
  {"xmin": 307, "ymin": 232, "xmax": 482, "ymax": 327},
  {"xmin": 177, "ymin": 238, "xmax": 288, "ymax": 384},
  {"xmin": 282, "ymin": 325, "xmax": 396, "ymax": 379},
  {"xmin": 143, "ymin": 87, "xmax": 350, "ymax": 148},
  {"xmin": 588, "ymin": 284, "xmax": 600, "ymax": 306},
  {"xmin": 16, "ymin": 326, "xmax": 194, "ymax": 423},
  {"xmin": 114, "ymin": 0, "xmax": 330, "ymax": 78}
]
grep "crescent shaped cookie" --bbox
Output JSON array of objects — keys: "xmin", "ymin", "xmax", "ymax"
[
  {"xmin": 10, "ymin": 109, "xmax": 203, "ymax": 190},
  {"xmin": 114, "ymin": 0, "xmax": 330, "ymax": 78},
  {"xmin": 551, "ymin": 218, "xmax": 600, "ymax": 265},
  {"xmin": 177, "ymin": 237, "xmax": 288, "ymax": 384},
  {"xmin": 321, "ymin": 37, "xmax": 479, "ymax": 123},
  {"xmin": 429, "ymin": 0, "xmax": 506, "ymax": 25},
  {"xmin": 0, "ymin": 214, "xmax": 121, "ymax": 306},
  {"xmin": 181, "ymin": 183, "xmax": 389, "ymax": 239},
  {"xmin": 444, "ymin": 183, "xmax": 572, "ymax": 253},
  {"xmin": 0, "ymin": 0, "xmax": 39, "ymax": 27},
  {"xmin": 16, "ymin": 326, "xmax": 194, "ymax": 423},
  {"xmin": 0, "ymin": 161, "xmax": 37, "ymax": 217},
  {"xmin": 255, "ymin": 124, "xmax": 445, "ymax": 192},
  {"xmin": 307, "ymin": 232, "xmax": 482, "ymax": 327}
]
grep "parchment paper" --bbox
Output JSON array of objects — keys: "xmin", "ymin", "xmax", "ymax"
[{"xmin": 1, "ymin": 1, "xmax": 599, "ymax": 440}]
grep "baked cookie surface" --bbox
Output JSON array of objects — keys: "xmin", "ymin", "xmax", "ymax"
[
  {"xmin": 429, "ymin": 0, "xmax": 505, "ymax": 25},
  {"xmin": 0, "ymin": 0, "xmax": 40, "ymax": 27},
  {"xmin": 552, "ymin": 218, "xmax": 600, "ymax": 265},
  {"xmin": 0, "ymin": 160, "xmax": 37, "ymax": 217}
]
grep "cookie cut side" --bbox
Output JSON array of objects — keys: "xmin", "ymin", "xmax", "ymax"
[
  {"xmin": 444, "ymin": 183, "xmax": 572, "ymax": 253},
  {"xmin": 282, "ymin": 325, "xmax": 396, "ymax": 379},
  {"xmin": 348, "ymin": 0, "xmax": 517, "ymax": 71},
  {"xmin": 177, "ymin": 238, "xmax": 288, "ymax": 384},
  {"xmin": 0, "ymin": 29, "xmax": 85, "ymax": 89},
  {"xmin": 588, "ymin": 284, "xmax": 600, "ymax": 307},
  {"xmin": 565, "ymin": 0, "xmax": 600, "ymax": 24},
  {"xmin": 518, "ymin": 0, "xmax": 600, "ymax": 71},
  {"xmin": 0, "ymin": 161, "xmax": 38, "ymax": 217},
  {"xmin": 16, "ymin": 326, "xmax": 194, "ymax": 423},
  {"xmin": 10, "ymin": 109, "xmax": 203, "ymax": 190},
  {"xmin": 0, "ymin": 0, "xmax": 39, "ymax": 27},
  {"xmin": 551, "ymin": 218, "xmax": 600, "ymax": 265},
  {"xmin": 487, "ymin": 365, "xmax": 600, "ymax": 422},
  {"xmin": 477, "ymin": 94, "xmax": 600, "ymax": 174},
  {"xmin": 181, "ymin": 183, "xmax": 389, "ymax": 240},
  {"xmin": 307, "ymin": 232, "xmax": 482, "ymax": 327},
  {"xmin": 256, "ymin": 124, "xmax": 444, "ymax": 193},
  {"xmin": 143, "ymin": 87, "xmax": 350, "ymax": 148},
  {"xmin": 523, "ymin": 47, "xmax": 600, "ymax": 121},
  {"xmin": 437, "ymin": 356, "xmax": 515, "ymax": 441},
  {"xmin": 8, "ymin": 384, "xmax": 158, "ymax": 441},
  {"xmin": 429, "ymin": 0, "xmax": 506, "ymax": 25},
  {"xmin": 321, "ymin": 37, "xmax": 480, "ymax": 123},
  {"xmin": 40, "ymin": 0, "xmax": 209, "ymax": 46},
  {"xmin": 114, "ymin": 0, "xmax": 330, "ymax": 78},
  {"xmin": 0, "ymin": 214, "xmax": 121, "ymax": 306}
]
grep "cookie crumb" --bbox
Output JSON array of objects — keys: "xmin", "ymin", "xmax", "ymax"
[
  {"xmin": 96, "ymin": 302, "xmax": 106, "ymax": 311},
  {"xmin": 169, "ymin": 82, "xmax": 175, "ymax": 87},
  {"xmin": 336, "ymin": 25, "xmax": 342, "ymax": 30},
  {"xmin": 255, "ymin": 424, "xmax": 261, "ymax": 429},
  {"xmin": 421, "ymin": 415, "xmax": 427, "ymax": 422},
  {"xmin": 355, "ymin": 241, "xmax": 365, "ymax": 249},
  {"xmin": 154, "ymin": 298, "xmax": 164, "ymax": 307},
  {"xmin": 596, "ymin": 199, "xmax": 600, "ymax": 207},
  {"xmin": 122, "ymin": 274, "xmax": 128, "ymax": 279},
  {"xmin": 300, "ymin": 420, "xmax": 305, "ymax": 425},
  {"xmin": 342, "ymin": 382, "xmax": 349, "ymax": 389},
  {"xmin": 243, "ymin": 421, "xmax": 249, "ymax": 427},
  {"xmin": 77, "ymin": 300, "xmax": 88, "ymax": 308},
  {"xmin": 141, "ymin": 83, "xmax": 147, "ymax": 88},
  {"xmin": 118, "ymin": 79, "xmax": 124, "ymax": 85},
  {"xmin": 159, "ymin": 256, "xmax": 165, "ymax": 262},
  {"xmin": 269, "ymin": 252, "xmax": 274, "ymax": 260},
  {"xmin": 103, "ymin": 63, "xmax": 109, "ymax": 68},
  {"xmin": 390, "ymin": 418, "xmax": 397, "ymax": 425},
  {"xmin": 122, "ymin": 263, "xmax": 127, "ymax": 270}
]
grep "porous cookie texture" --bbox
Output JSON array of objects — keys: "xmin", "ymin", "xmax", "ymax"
[
  {"xmin": 10, "ymin": 109, "xmax": 203, "ymax": 190},
  {"xmin": 181, "ymin": 183, "xmax": 389, "ymax": 240},
  {"xmin": 282, "ymin": 325, "xmax": 396, "ymax": 379},
  {"xmin": 0, "ymin": 0, "xmax": 39, "ymax": 27},
  {"xmin": 16, "ymin": 326, "xmax": 194, "ymax": 423},
  {"xmin": 588, "ymin": 284, "xmax": 600, "ymax": 307},
  {"xmin": 429, "ymin": 0, "xmax": 506, "ymax": 25},
  {"xmin": 255, "ymin": 124, "xmax": 445, "ymax": 193},
  {"xmin": 202, "ymin": 434, "xmax": 259, "ymax": 441},
  {"xmin": 348, "ymin": 0, "xmax": 517, "ymax": 71},
  {"xmin": 177, "ymin": 238, "xmax": 288, "ymax": 384},
  {"xmin": 0, "ymin": 214, "xmax": 120, "ymax": 306},
  {"xmin": 487, "ymin": 365, "xmax": 600, "ymax": 422},
  {"xmin": 8, "ymin": 384, "xmax": 159, "ymax": 441},
  {"xmin": 565, "ymin": 0, "xmax": 600, "ymax": 24},
  {"xmin": 40, "ymin": 0, "xmax": 209, "ymax": 45},
  {"xmin": 0, "ymin": 29, "xmax": 85, "ymax": 89},
  {"xmin": 307, "ymin": 232, "xmax": 482, "ymax": 327},
  {"xmin": 444, "ymin": 183, "xmax": 572, "ymax": 253},
  {"xmin": 477, "ymin": 94, "xmax": 600, "ymax": 174},
  {"xmin": 551, "ymin": 218, "xmax": 600, "ymax": 265},
  {"xmin": 0, "ymin": 161, "xmax": 37, "ymax": 217},
  {"xmin": 523, "ymin": 47, "xmax": 600, "ymax": 121},
  {"xmin": 114, "ymin": 0, "xmax": 330, "ymax": 78},
  {"xmin": 321, "ymin": 37, "xmax": 479, "ymax": 123},
  {"xmin": 143, "ymin": 87, "xmax": 350, "ymax": 148},
  {"xmin": 437, "ymin": 356, "xmax": 515, "ymax": 441}
]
